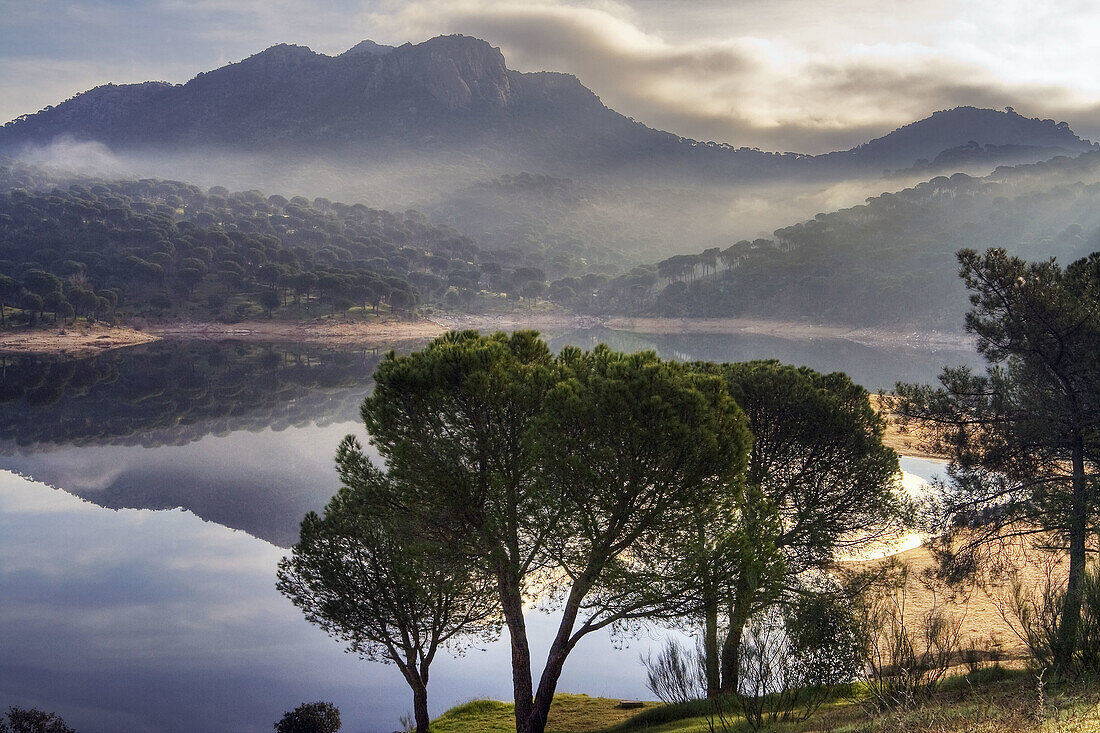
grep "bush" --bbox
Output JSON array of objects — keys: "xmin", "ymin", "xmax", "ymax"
[
  {"xmin": 859, "ymin": 570, "xmax": 962, "ymax": 711},
  {"xmin": 640, "ymin": 587, "xmax": 867, "ymax": 731},
  {"xmin": 234, "ymin": 302, "xmax": 263, "ymax": 319},
  {"xmin": 1, "ymin": 706, "xmax": 76, "ymax": 733},
  {"xmin": 274, "ymin": 701, "xmax": 341, "ymax": 733},
  {"xmin": 258, "ymin": 289, "xmax": 281, "ymax": 315},
  {"xmin": 786, "ymin": 590, "xmax": 866, "ymax": 689},
  {"xmin": 640, "ymin": 637, "xmax": 706, "ymax": 705},
  {"xmin": 1006, "ymin": 563, "xmax": 1100, "ymax": 677},
  {"xmin": 737, "ymin": 596, "xmax": 861, "ymax": 731},
  {"xmin": 148, "ymin": 292, "xmax": 172, "ymax": 311}
]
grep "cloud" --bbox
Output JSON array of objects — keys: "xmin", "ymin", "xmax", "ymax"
[
  {"xmin": 368, "ymin": 0, "xmax": 1100, "ymax": 152},
  {"xmin": 5, "ymin": 0, "xmax": 1100, "ymax": 152}
]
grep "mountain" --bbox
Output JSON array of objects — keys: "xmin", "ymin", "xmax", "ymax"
[
  {"xmin": 2, "ymin": 35, "xmax": 1092, "ymax": 182},
  {"xmin": 820, "ymin": 105, "xmax": 1093, "ymax": 172},
  {"xmin": 0, "ymin": 36, "xmax": 660, "ymax": 165}
]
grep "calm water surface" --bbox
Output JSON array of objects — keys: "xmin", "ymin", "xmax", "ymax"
[{"xmin": 0, "ymin": 330, "xmax": 971, "ymax": 732}]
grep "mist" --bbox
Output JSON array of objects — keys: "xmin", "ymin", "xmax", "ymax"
[{"xmin": 9, "ymin": 136, "xmax": 1018, "ymax": 275}]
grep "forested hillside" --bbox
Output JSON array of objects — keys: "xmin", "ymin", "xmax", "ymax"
[
  {"xmin": 6, "ymin": 143, "xmax": 1100, "ymax": 332},
  {"xmin": 0, "ymin": 160, "xmax": 589, "ymax": 324},
  {"xmin": 419, "ymin": 172, "xmax": 700, "ymax": 271},
  {"xmin": 563, "ymin": 152, "xmax": 1100, "ymax": 329}
]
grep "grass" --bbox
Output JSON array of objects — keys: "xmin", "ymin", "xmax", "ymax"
[
  {"xmin": 430, "ymin": 669, "xmax": 1100, "ymax": 733},
  {"xmin": 430, "ymin": 694, "xmax": 659, "ymax": 733}
]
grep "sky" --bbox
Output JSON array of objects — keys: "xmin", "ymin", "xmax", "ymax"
[{"xmin": 3, "ymin": 0, "xmax": 1100, "ymax": 153}]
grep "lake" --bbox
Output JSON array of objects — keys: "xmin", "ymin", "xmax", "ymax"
[{"xmin": 0, "ymin": 329, "xmax": 969, "ymax": 733}]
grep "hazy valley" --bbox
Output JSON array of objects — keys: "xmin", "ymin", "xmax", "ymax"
[{"xmin": 3, "ymin": 36, "xmax": 1100, "ymax": 334}]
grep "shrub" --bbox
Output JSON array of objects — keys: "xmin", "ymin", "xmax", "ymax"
[
  {"xmin": 859, "ymin": 580, "xmax": 962, "ymax": 711},
  {"xmin": 1, "ymin": 706, "xmax": 76, "ymax": 733},
  {"xmin": 640, "ymin": 637, "xmax": 706, "ymax": 705},
  {"xmin": 274, "ymin": 701, "xmax": 341, "ymax": 733},
  {"xmin": 737, "ymin": 594, "xmax": 862, "ymax": 731},
  {"xmin": 1005, "ymin": 562, "xmax": 1100, "ymax": 677}
]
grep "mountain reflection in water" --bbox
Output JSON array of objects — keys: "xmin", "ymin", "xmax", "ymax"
[
  {"xmin": 0, "ymin": 470, "xmax": 662, "ymax": 733},
  {"xmin": 0, "ymin": 341, "xmax": 388, "ymax": 449},
  {"xmin": 1, "ymin": 341, "xmax": 393, "ymax": 546}
]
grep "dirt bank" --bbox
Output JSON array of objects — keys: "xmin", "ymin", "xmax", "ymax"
[
  {"xmin": 0, "ymin": 324, "xmax": 161, "ymax": 357},
  {"xmin": 429, "ymin": 312, "xmax": 605, "ymax": 332},
  {"xmin": 146, "ymin": 318, "xmax": 449, "ymax": 346}
]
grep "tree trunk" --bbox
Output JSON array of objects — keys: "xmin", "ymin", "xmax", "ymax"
[
  {"xmin": 526, "ymin": 641, "xmax": 572, "ymax": 733},
  {"xmin": 525, "ymin": 581, "xmax": 590, "ymax": 733},
  {"xmin": 720, "ymin": 585, "xmax": 753, "ymax": 694},
  {"xmin": 499, "ymin": 571, "xmax": 534, "ymax": 733},
  {"xmin": 396, "ymin": 659, "xmax": 431, "ymax": 733},
  {"xmin": 694, "ymin": 511, "xmax": 721, "ymax": 697},
  {"xmin": 411, "ymin": 679, "xmax": 430, "ymax": 733},
  {"xmin": 720, "ymin": 619, "xmax": 744, "ymax": 695},
  {"xmin": 702, "ymin": 584, "xmax": 721, "ymax": 697},
  {"xmin": 1056, "ymin": 440, "xmax": 1089, "ymax": 672}
]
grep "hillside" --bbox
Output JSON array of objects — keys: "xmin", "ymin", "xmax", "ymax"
[
  {"xmin": 3, "ymin": 36, "xmax": 1096, "ymax": 277},
  {"xmin": 821, "ymin": 106, "xmax": 1093, "ymax": 173},
  {"xmin": 0, "ymin": 158, "xmax": 613, "ymax": 326},
  {"xmin": 568, "ymin": 151, "xmax": 1100, "ymax": 329},
  {"xmin": 431, "ymin": 677, "xmax": 1100, "ymax": 732}
]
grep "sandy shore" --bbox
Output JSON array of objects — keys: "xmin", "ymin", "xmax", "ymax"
[
  {"xmin": 602, "ymin": 317, "xmax": 974, "ymax": 351},
  {"xmin": 0, "ymin": 324, "xmax": 161, "ymax": 357},
  {"xmin": 0, "ymin": 317, "xmax": 449, "ymax": 356},
  {"xmin": 0, "ymin": 313, "xmax": 971, "ymax": 358},
  {"xmin": 146, "ymin": 318, "xmax": 449, "ymax": 346}
]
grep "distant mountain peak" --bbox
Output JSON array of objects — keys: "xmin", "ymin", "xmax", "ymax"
[
  {"xmin": 234, "ymin": 43, "xmax": 321, "ymax": 67},
  {"xmin": 839, "ymin": 105, "xmax": 1095, "ymax": 168},
  {"xmin": 340, "ymin": 39, "xmax": 395, "ymax": 57},
  {"xmin": 386, "ymin": 35, "xmax": 512, "ymax": 110}
]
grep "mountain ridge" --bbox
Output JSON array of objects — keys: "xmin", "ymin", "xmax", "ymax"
[{"xmin": 1, "ymin": 35, "xmax": 1094, "ymax": 180}]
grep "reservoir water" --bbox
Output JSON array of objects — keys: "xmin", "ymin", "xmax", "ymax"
[{"xmin": 0, "ymin": 329, "xmax": 971, "ymax": 732}]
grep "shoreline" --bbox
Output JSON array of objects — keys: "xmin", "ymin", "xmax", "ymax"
[
  {"xmin": 0, "ymin": 317, "xmax": 952, "ymax": 462},
  {"xmin": 601, "ymin": 316, "xmax": 974, "ymax": 351},
  {"xmin": 145, "ymin": 318, "xmax": 449, "ymax": 346},
  {"xmin": 0, "ymin": 323, "xmax": 161, "ymax": 357},
  {"xmin": 0, "ymin": 314, "xmax": 971, "ymax": 357}
]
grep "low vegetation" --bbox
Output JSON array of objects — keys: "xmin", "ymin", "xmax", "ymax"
[
  {"xmin": 431, "ymin": 695, "xmax": 655, "ymax": 733},
  {"xmin": 431, "ymin": 671, "xmax": 1100, "ymax": 732}
]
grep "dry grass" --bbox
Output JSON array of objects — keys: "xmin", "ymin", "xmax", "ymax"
[
  {"xmin": 868, "ymin": 393, "xmax": 947, "ymax": 460},
  {"xmin": 848, "ymin": 541, "xmax": 1070, "ymax": 662}
]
